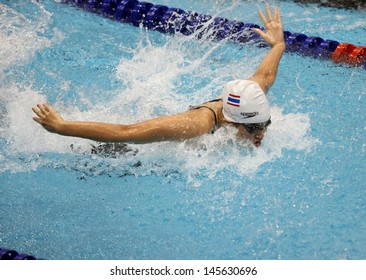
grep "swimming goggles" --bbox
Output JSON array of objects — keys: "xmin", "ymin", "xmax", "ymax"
[{"xmin": 241, "ymin": 118, "xmax": 271, "ymax": 134}]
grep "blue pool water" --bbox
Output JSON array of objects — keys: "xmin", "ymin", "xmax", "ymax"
[{"xmin": 0, "ymin": 0, "xmax": 365, "ymax": 260}]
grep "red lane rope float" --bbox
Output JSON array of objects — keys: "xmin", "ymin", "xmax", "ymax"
[
  {"xmin": 56, "ymin": 0, "xmax": 366, "ymax": 70},
  {"xmin": 349, "ymin": 46, "xmax": 366, "ymax": 65},
  {"xmin": 331, "ymin": 43, "xmax": 356, "ymax": 63}
]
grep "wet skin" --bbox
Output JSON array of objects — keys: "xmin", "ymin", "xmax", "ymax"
[{"xmin": 234, "ymin": 124, "xmax": 266, "ymax": 147}]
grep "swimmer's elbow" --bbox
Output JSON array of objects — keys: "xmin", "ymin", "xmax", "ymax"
[
  {"xmin": 248, "ymin": 73, "xmax": 275, "ymax": 93},
  {"xmin": 263, "ymin": 72, "xmax": 276, "ymax": 91}
]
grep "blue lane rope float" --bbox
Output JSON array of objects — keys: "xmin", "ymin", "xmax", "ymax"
[
  {"xmin": 0, "ymin": 248, "xmax": 37, "ymax": 260},
  {"xmin": 61, "ymin": 0, "xmax": 366, "ymax": 68},
  {"xmin": 60, "ymin": 0, "xmax": 366, "ymax": 68},
  {"xmin": 3, "ymin": 2, "xmax": 364, "ymax": 262},
  {"xmin": 2, "ymin": 3, "xmax": 364, "ymax": 262}
]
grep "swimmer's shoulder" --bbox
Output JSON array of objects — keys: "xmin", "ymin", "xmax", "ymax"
[{"xmin": 201, "ymin": 98, "xmax": 223, "ymax": 109}]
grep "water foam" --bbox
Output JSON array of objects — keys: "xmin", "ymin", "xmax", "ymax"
[
  {"xmin": 0, "ymin": 2, "xmax": 52, "ymax": 76},
  {"xmin": 0, "ymin": 5, "xmax": 319, "ymax": 185},
  {"xmin": 111, "ymin": 34, "xmax": 319, "ymax": 184},
  {"xmin": 0, "ymin": 1, "xmax": 59, "ymax": 172}
]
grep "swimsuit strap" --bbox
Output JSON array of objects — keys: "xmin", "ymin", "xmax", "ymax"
[
  {"xmin": 206, "ymin": 98, "xmax": 222, "ymax": 103},
  {"xmin": 189, "ymin": 99, "xmax": 221, "ymax": 134}
]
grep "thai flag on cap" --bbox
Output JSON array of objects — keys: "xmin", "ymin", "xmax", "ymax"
[{"xmin": 227, "ymin": 93, "xmax": 240, "ymax": 107}]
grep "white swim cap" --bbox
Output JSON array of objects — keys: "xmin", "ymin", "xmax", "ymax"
[{"xmin": 222, "ymin": 79, "xmax": 271, "ymax": 124}]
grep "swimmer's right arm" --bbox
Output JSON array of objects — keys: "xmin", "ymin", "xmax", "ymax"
[
  {"xmin": 32, "ymin": 104, "xmax": 126, "ymax": 142},
  {"xmin": 32, "ymin": 104, "xmax": 215, "ymax": 143}
]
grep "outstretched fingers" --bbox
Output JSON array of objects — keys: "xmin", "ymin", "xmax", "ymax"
[
  {"xmin": 43, "ymin": 103, "xmax": 53, "ymax": 113},
  {"xmin": 32, "ymin": 103, "xmax": 65, "ymax": 134},
  {"xmin": 32, "ymin": 105, "xmax": 43, "ymax": 118},
  {"xmin": 258, "ymin": 4, "xmax": 274, "ymax": 25},
  {"xmin": 252, "ymin": 4, "xmax": 284, "ymax": 48},
  {"xmin": 32, "ymin": 104, "xmax": 51, "ymax": 124},
  {"xmin": 265, "ymin": 4, "xmax": 273, "ymax": 22},
  {"xmin": 252, "ymin": 27, "xmax": 265, "ymax": 39},
  {"xmin": 258, "ymin": 9, "xmax": 267, "ymax": 25},
  {"xmin": 273, "ymin": 7, "xmax": 282, "ymax": 24},
  {"xmin": 38, "ymin": 103, "xmax": 49, "ymax": 114},
  {"xmin": 258, "ymin": 4, "xmax": 282, "ymax": 26}
]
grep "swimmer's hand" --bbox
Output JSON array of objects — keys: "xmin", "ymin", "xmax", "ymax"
[
  {"xmin": 247, "ymin": 4, "xmax": 285, "ymax": 93},
  {"xmin": 32, "ymin": 104, "xmax": 65, "ymax": 134},
  {"xmin": 252, "ymin": 4, "xmax": 285, "ymax": 48}
]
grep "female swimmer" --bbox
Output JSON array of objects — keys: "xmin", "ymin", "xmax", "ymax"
[{"xmin": 33, "ymin": 5, "xmax": 285, "ymax": 148}]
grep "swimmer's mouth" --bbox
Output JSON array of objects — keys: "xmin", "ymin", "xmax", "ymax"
[{"xmin": 254, "ymin": 140, "xmax": 261, "ymax": 147}]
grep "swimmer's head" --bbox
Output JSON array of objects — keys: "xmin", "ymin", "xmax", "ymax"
[{"xmin": 222, "ymin": 80, "xmax": 271, "ymax": 124}]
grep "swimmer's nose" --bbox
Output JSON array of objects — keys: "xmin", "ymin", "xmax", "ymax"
[{"xmin": 255, "ymin": 131, "xmax": 265, "ymax": 140}]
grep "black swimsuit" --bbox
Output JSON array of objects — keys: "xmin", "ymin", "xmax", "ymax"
[{"xmin": 189, "ymin": 99, "xmax": 221, "ymax": 134}]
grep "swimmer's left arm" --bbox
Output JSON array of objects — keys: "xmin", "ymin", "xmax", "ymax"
[{"xmin": 248, "ymin": 5, "xmax": 285, "ymax": 93}]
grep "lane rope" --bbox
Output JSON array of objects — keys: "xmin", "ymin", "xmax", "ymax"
[
  {"xmin": 0, "ymin": 248, "xmax": 37, "ymax": 260},
  {"xmin": 2, "ymin": 1, "xmax": 364, "ymax": 261},
  {"xmin": 60, "ymin": 0, "xmax": 366, "ymax": 69}
]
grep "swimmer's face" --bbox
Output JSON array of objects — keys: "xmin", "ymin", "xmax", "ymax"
[
  {"xmin": 233, "ymin": 119, "xmax": 271, "ymax": 147},
  {"xmin": 235, "ymin": 124, "xmax": 266, "ymax": 147}
]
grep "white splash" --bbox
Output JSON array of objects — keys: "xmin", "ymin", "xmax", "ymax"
[
  {"xmin": 0, "ymin": 2, "xmax": 52, "ymax": 75},
  {"xmin": 0, "ymin": 5, "xmax": 319, "ymax": 183}
]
